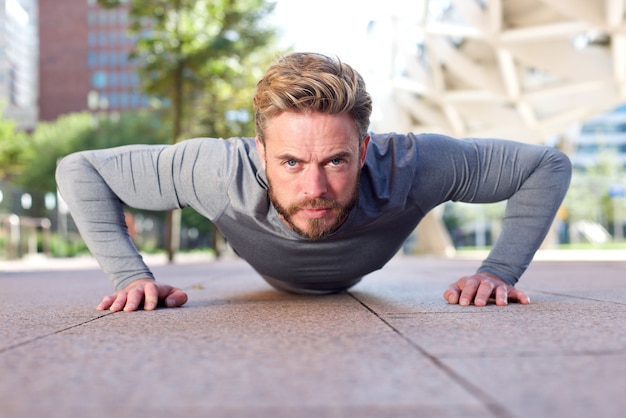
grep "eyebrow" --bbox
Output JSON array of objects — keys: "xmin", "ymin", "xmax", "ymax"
[
  {"xmin": 324, "ymin": 151, "xmax": 352, "ymax": 162},
  {"xmin": 274, "ymin": 151, "xmax": 352, "ymax": 163},
  {"xmin": 274, "ymin": 152, "xmax": 301, "ymax": 162}
]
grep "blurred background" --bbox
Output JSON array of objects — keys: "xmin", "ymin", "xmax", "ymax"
[{"xmin": 1, "ymin": 0, "xmax": 626, "ymax": 262}]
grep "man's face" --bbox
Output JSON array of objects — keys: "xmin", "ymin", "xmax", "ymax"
[{"xmin": 256, "ymin": 111, "xmax": 370, "ymax": 240}]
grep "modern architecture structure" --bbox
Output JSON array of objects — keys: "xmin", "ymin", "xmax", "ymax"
[
  {"xmin": 567, "ymin": 105, "xmax": 626, "ymax": 169},
  {"xmin": 369, "ymin": 0, "xmax": 626, "ymax": 145},
  {"xmin": 0, "ymin": 0, "xmax": 38, "ymax": 130},
  {"xmin": 39, "ymin": 0, "xmax": 150, "ymax": 121},
  {"xmin": 365, "ymin": 0, "xmax": 626, "ymax": 253}
]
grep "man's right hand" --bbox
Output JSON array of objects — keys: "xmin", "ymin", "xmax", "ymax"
[{"xmin": 97, "ymin": 278, "xmax": 188, "ymax": 312}]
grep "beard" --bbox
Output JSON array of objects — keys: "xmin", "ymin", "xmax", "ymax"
[{"xmin": 268, "ymin": 177, "xmax": 360, "ymax": 241}]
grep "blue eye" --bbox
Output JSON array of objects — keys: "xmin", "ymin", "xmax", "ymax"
[
  {"xmin": 330, "ymin": 158, "xmax": 342, "ymax": 165},
  {"xmin": 286, "ymin": 159, "xmax": 297, "ymax": 167}
]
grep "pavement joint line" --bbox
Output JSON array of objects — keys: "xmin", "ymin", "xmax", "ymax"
[
  {"xmin": 347, "ymin": 291, "xmax": 518, "ymax": 418},
  {"xmin": 0, "ymin": 312, "xmax": 114, "ymax": 355},
  {"xmin": 433, "ymin": 349, "xmax": 626, "ymax": 358},
  {"xmin": 525, "ymin": 290, "xmax": 626, "ymax": 305}
]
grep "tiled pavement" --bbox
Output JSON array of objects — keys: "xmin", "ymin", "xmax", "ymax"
[{"xmin": 1, "ymin": 253, "xmax": 625, "ymax": 418}]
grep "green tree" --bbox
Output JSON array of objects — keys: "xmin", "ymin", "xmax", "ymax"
[
  {"xmin": 15, "ymin": 113, "xmax": 94, "ymax": 193},
  {"xmin": 15, "ymin": 111, "xmax": 170, "ymax": 194},
  {"xmin": 191, "ymin": 50, "xmax": 276, "ymax": 139},
  {"xmin": 0, "ymin": 105, "xmax": 30, "ymax": 181},
  {"xmin": 565, "ymin": 149, "xmax": 626, "ymax": 240},
  {"xmin": 99, "ymin": 0, "xmax": 281, "ymax": 260}
]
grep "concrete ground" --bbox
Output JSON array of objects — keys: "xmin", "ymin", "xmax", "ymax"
[{"xmin": 1, "ymin": 252, "xmax": 625, "ymax": 418}]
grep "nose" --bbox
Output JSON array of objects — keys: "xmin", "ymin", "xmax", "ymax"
[{"xmin": 302, "ymin": 166, "xmax": 328, "ymax": 198}]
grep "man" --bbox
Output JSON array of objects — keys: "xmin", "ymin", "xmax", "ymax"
[{"xmin": 55, "ymin": 52, "xmax": 572, "ymax": 312}]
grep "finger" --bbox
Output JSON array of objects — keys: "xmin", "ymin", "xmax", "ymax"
[
  {"xmin": 459, "ymin": 277, "xmax": 480, "ymax": 306},
  {"xmin": 474, "ymin": 281, "xmax": 496, "ymax": 306},
  {"xmin": 142, "ymin": 282, "xmax": 159, "ymax": 311},
  {"xmin": 163, "ymin": 288, "xmax": 188, "ymax": 308},
  {"xmin": 109, "ymin": 292, "xmax": 127, "ymax": 312},
  {"xmin": 123, "ymin": 286, "xmax": 145, "ymax": 312},
  {"xmin": 443, "ymin": 284, "xmax": 461, "ymax": 305},
  {"xmin": 97, "ymin": 294, "xmax": 116, "ymax": 311},
  {"xmin": 494, "ymin": 285, "xmax": 508, "ymax": 306},
  {"xmin": 509, "ymin": 288, "xmax": 531, "ymax": 304}
]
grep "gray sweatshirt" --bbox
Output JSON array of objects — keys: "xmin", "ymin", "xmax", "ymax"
[{"xmin": 55, "ymin": 133, "xmax": 572, "ymax": 291}]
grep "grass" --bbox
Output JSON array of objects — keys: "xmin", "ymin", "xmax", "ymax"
[
  {"xmin": 457, "ymin": 242, "xmax": 626, "ymax": 252},
  {"xmin": 555, "ymin": 242, "xmax": 626, "ymax": 250}
]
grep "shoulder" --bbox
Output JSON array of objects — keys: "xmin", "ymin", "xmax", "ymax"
[
  {"xmin": 180, "ymin": 136, "xmax": 256, "ymax": 152},
  {"xmin": 369, "ymin": 132, "xmax": 460, "ymax": 149},
  {"xmin": 366, "ymin": 132, "xmax": 461, "ymax": 164},
  {"xmin": 173, "ymin": 137, "xmax": 259, "ymax": 166},
  {"xmin": 175, "ymin": 136, "xmax": 261, "ymax": 170}
]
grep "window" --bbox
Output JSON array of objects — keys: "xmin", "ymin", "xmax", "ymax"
[
  {"xmin": 577, "ymin": 144, "xmax": 599, "ymax": 153},
  {"xmin": 91, "ymin": 71, "xmax": 107, "ymax": 89},
  {"xmin": 120, "ymin": 92, "xmax": 130, "ymax": 108},
  {"xmin": 109, "ymin": 71, "xmax": 118, "ymax": 87},
  {"xmin": 581, "ymin": 122, "xmax": 611, "ymax": 135},
  {"xmin": 119, "ymin": 10, "xmax": 128, "ymax": 25},
  {"xmin": 88, "ymin": 11, "xmax": 97, "ymax": 25},
  {"xmin": 119, "ymin": 72, "xmax": 128, "ymax": 86},
  {"xmin": 131, "ymin": 92, "xmax": 141, "ymax": 107},
  {"xmin": 98, "ymin": 11, "xmax": 107, "ymax": 26},
  {"xmin": 105, "ymin": 10, "xmax": 113, "ymax": 25},
  {"xmin": 108, "ymin": 92, "xmax": 119, "ymax": 108},
  {"xmin": 87, "ymin": 51, "xmax": 97, "ymax": 67}
]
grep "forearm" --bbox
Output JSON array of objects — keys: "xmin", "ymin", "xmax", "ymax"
[
  {"xmin": 477, "ymin": 147, "xmax": 572, "ymax": 285},
  {"xmin": 56, "ymin": 150, "xmax": 158, "ymax": 290},
  {"xmin": 410, "ymin": 135, "xmax": 571, "ymax": 284}
]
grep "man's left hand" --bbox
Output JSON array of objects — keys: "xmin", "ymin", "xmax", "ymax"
[{"xmin": 444, "ymin": 272, "xmax": 530, "ymax": 306}]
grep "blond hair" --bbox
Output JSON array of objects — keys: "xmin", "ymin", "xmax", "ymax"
[{"xmin": 253, "ymin": 52, "xmax": 372, "ymax": 144}]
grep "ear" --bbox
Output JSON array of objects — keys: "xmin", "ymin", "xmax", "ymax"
[
  {"xmin": 255, "ymin": 137, "xmax": 266, "ymax": 170},
  {"xmin": 359, "ymin": 135, "xmax": 370, "ymax": 167}
]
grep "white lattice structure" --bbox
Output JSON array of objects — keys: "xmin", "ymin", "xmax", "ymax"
[
  {"xmin": 369, "ymin": 0, "xmax": 626, "ymax": 145},
  {"xmin": 365, "ymin": 0, "xmax": 626, "ymax": 254}
]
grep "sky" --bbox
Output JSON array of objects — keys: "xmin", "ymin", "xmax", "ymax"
[
  {"xmin": 270, "ymin": 1, "xmax": 426, "ymax": 129},
  {"xmin": 270, "ymin": 1, "xmax": 427, "ymax": 79},
  {"xmin": 271, "ymin": 0, "xmax": 373, "ymax": 67},
  {"xmin": 270, "ymin": 0, "xmax": 423, "ymax": 70}
]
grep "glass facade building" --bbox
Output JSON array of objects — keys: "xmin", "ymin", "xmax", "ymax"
[
  {"xmin": 39, "ymin": 0, "xmax": 150, "ymax": 121},
  {"xmin": 1, "ymin": 0, "xmax": 38, "ymax": 129}
]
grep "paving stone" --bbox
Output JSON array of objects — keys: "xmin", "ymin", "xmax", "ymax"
[
  {"xmin": 442, "ymin": 354, "xmax": 626, "ymax": 418},
  {"xmin": 1, "ymin": 255, "xmax": 625, "ymax": 418},
  {"xmin": 382, "ymin": 299, "xmax": 626, "ymax": 356},
  {"xmin": 523, "ymin": 260, "xmax": 626, "ymax": 304},
  {"xmin": 1, "ymin": 282, "xmax": 488, "ymax": 418}
]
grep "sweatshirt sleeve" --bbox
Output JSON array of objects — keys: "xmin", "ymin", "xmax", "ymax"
[
  {"xmin": 410, "ymin": 134, "xmax": 572, "ymax": 285},
  {"xmin": 55, "ymin": 139, "xmax": 230, "ymax": 290},
  {"xmin": 473, "ymin": 140, "xmax": 572, "ymax": 285},
  {"xmin": 55, "ymin": 145, "xmax": 168, "ymax": 290}
]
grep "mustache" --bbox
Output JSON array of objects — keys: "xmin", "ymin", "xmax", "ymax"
[{"xmin": 285, "ymin": 198, "xmax": 341, "ymax": 215}]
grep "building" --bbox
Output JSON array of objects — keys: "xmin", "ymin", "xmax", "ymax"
[
  {"xmin": 39, "ymin": 0, "xmax": 150, "ymax": 122},
  {"xmin": 363, "ymin": 0, "xmax": 626, "ymax": 253},
  {"xmin": 568, "ymin": 106, "xmax": 626, "ymax": 170},
  {"xmin": 369, "ymin": 0, "xmax": 626, "ymax": 145},
  {"xmin": 0, "ymin": 0, "xmax": 38, "ymax": 130}
]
